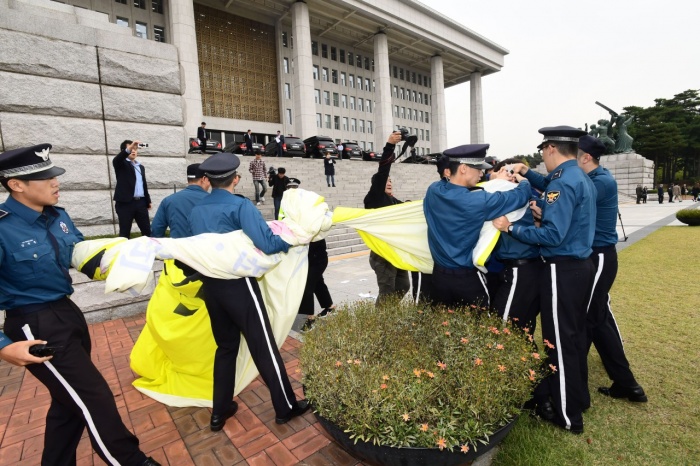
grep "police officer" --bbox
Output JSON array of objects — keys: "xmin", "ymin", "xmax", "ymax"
[
  {"xmin": 151, "ymin": 163, "xmax": 210, "ymax": 238},
  {"xmin": 493, "ymin": 126, "xmax": 596, "ymax": 434},
  {"xmin": 0, "ymin": 144, "xmax": 159, "ymax": 465},
  {"xmin": 423, "ymin": 144, "xmax": 531, "ymax": 308},
  {"xmin": 187, "ymin": 153, "xmax": 309, "ymax": 431},
  {"xmin": 577, "ymin": 135, "xmax": 647, "ymax": 404},
  {"xmin": 490, "ymin": 158, "xmax": 543, "ymax": 332}
]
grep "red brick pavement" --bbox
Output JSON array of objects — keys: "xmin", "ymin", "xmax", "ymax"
[{"xmin": 0, "ymin": 315, "xmax": 365, "ymax": 466}]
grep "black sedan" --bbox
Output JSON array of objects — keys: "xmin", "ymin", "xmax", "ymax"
[
  {"xmin": 188, "ymin": 138, "xmax": 222, "ymax": 154},
  {"xmin": 224, "ymin": 141, "xmax": 265, "ymax": 155}
]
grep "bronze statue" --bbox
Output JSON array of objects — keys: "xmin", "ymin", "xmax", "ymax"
[
  {"xmin": 611, "ymin": 113, "xmax": 634, "ymax": 153},
  {"xmin": 596, "ymin": 119, "xmax": 616, "ymax": 154}
]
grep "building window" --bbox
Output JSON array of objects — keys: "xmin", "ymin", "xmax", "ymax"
[
  {"xmin": 348, "ymin": 52, "xmax": 354, "ymax": 66},
  {"xmin": 399, "ymin": 68, "xmax": 404, "ymax": 80},
  {"xmin": 407, "ymin": 108, "xmax": 412, "ymax": 120},
  {"xmin": 313, "ymin": 65, "xmax": 319, "ymax": 80},
  {"xmin": 420, "ymin": 129, "xmax": 424, "ymax": 141},
  {"xmin": 400, "ymin": 107, "xmax": 405, "ymax": 119},
  {"xmin": 151, "ymin": 0, "xmax": 162, "ymax": 13},
  {"xmin": 419, "ymin": 110, "xmax": 423, "ymax": 122},
  {"xmin": 323, "ymin": 90, "xmax": 330, "ymax": 105},
  {"xmin": 358, "ymin": 98, "xmax": 364, "ymax": 112},
  {"xmin": 332, "ymin": 69, "xmax": 338, "ymax": 84},
  {"xmin": 368, "ymin": 142, "xmax": 373, "ymax": 151},
  {"xmin": 424, "ymin": 93, "xmax": 429, "ymax": 105},
  {"xmin": 340, "ymin": 72, "xmax": 346, "ymax": 86},
  {"xmin": 282, "ymin": 31, "xmax": 288, "ymax": 47},
  {"xmin": 425, "ymin": 112, "xmax": 429, "ymax": 123},
  {"xmin": 349, "ymin": 74, "xmax": 354, "ymax": 88},
  {"xmin": 418, "ymin": 74, "xmax": 422, "ymax": 86},
  {"xmin": 116, "ymin": 16, "xmax": 129, "ymax": 27},
  {"xmin": 134, "ymin": 0, "xmax": 145, "ymax": 9},
  {"xmin": 340, "ymin": 49, "xmax": 345, "ymax": 63},
  {"xmin": 316, "ymin": 113, "xmax": 322, "ymax": 128},
  {"xmin": 426, "ymin": 129, "xmax": 430, "ymax": 141},
  {"xmin": 412, "ymin": 90, "xmax": 417, "ymax": 102},
  {"xmin": 286, "ymin": 109, "xmax": 292, "ymax": 125},
  {"xmin": 325, "ymin": 114, "xmax": 331, "ymax": 129},
  {"xmin": 283, "ymin": 58, "xmax": 289, "ymax": 73},
  {"xmin": 135, "ymin": 22, "xmax": 147, "ymax": 39},
  {"xmin": 359, "ymin": 119, "xmax": 365, "ymax": 133},
  {"xmin": 333, "ymin": 92, "xmax": 339, "ymax": 107},
  {"xmin": 312, "ymin": 41, "xmax": 318, "ymax": 55},
  {"xmin": 116, "ymin": 0, "xmax": 127, "ymax": 4},
  {"xmin": 334, "ymin": 116, "xmax": 340, "ymax": 130},
  {"xmin": 412, "ymin": 72, "xmax": 416, "ymax": 84},
  {"xmin": 284, "ymin": 83, "xmax": 291, "ymax": 99},
  {"xmin": 356, "ymin": 54, "xmax": 361, "ymax": 67},
  {"xmin": 342, "ymin": 117, "xmax": 348, "ymax": 131},
  {"xmin": 364, "ymin": 57, "xmax": 370, "ymax": 70},
  {"xmin": 365, "ymin": 78, "xmax": 370, "ymax": 92},
  {"xmin": 371, "ymin": 59, "xmax": 375, "ymax": 72},
  {"xmin": 322, "ymin": 67, "xmax": 329, "ymax": 82},
  {"xmin": 341, "ymin": 94, "xmax": 347, "ymax": 108},
  {"xmin": 349, "ymin": 96, "xmax": 355, "ymax": 110},
  {"xmin": 356, "ymin": 75, "xmax": 362, "ymax": 89},
  {"xmin": 393, "ymin": 66, "xmax": 398, "ymax": 78},
  {"xmin": 153, "ymin": 25, "xmax": 165, "ymax": 42},
  {"xmin": 331, "ymin": 46, "xmax": 337, "ymax": 61},
  {"xmin": 393, "ymin": 86, "xmax": 398, "ymax": 97},
  {"xmin": 351, "ymin": 118, "xmax": 357, "ymax": 132},
  {"xmin": 413, "ymin": 109, "xmax": 418, "ymax": 121},
  {"xmin": 314, "ymin": 89, "xmax": 321, "ymax": 104},
  {"xmin": 399, "ymin": 88, "xmax": 404, "ymax": 100},
  {"xmin": 321, "ymin": 43, "xmax": 328, "ymax": 58},
  {"xmin": 367, "ymin": 121, "xmax": 373, "ymax": 134},
  {"xmin": 367, "ymin": 100, "xmax": 372, "ymax": 113},
  {"xmin": 394, "ymin": 105, "xmax": 399, "ymax": 117}
]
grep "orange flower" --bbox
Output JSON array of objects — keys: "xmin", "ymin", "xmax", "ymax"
[
  {"xmin": 498, "ymin": 365, "xmax": 506, "ymax": 372},
  {"xmin": 427, "ymin": 371, "xmax": 435, "ymax": 378},
  {"xmin": 528, "ymin": 369, "xmax": 536, "ymax": 381},
  {"xmin": 521, "ymin": 357, "xmax": 527, "ymax": 362},
  {"xmin": 380, "ymin": 383, "xmax": 388, "ymax": 389},
  {"xmin": 503, "ymin": 328, "xmax": 511, "ymax": 335},
  {"xmin": 528, "ymin": 334, "xmax": 534, "ymax": 342},
  {"xmin": 413, "ymin": 369, "xmax": 422, "ymax": 378},
  {"xmin": 437, "ymin": 438, "xmax": 447, "ymax": 450},
  {"xmin": 447, "ymin": 309, "xmax": 455, "ymax": 314},
  {"xmin": 402, "ymin": 413, "xmax": 410, "ymax": 422},
  {"xmin": 460, "ymin": 444, "xmax": 470, "ymax": 454},
  {"xmin": 437, "ymin": 361, "xmax": 447, "ymax": 370},
  {"xmin": 474, "ymin": 358, "xmax": 483, "ymax": 366},
  {"xmin": 460, "ymin": 337, "xmax": 469, "ymax": 344},
  {"xmin": 549, "ymin": 364, "xmax": 558, "ymax": 372},
  {"xmin": 512, "ymin": 317, "xmax": 520, "ymax": 322},
  {"xmin": 420, "ymin": 423, "xmax": 429, "ymax": 432},
  {"xmin": 544, "ymin": 339, "xmax": 555, "ymax": 349},
  {"xmin": 496, "ymin": 344, "xmax": 504, "ymax": 350},
  {"xmin": 532, "ymin": 353, "xmax": 540, "ymax": 360},
  {"xmin": 335, "ymin": 361, "xmax": 342, "ymax": 367},
  {"xmin": 523, "ymin": 327, "xmax": 530, "ymax": 333},
  {"xmin": 346, "ymin": 359, "xmax": 353, "ymax": 364},
  {"xmin": 445, "ymin": 331, "xmax": 451, "ymax": 336},
  {"xmin": 354, "ymin": 359, "xmax": 361, "ymax": 365},
  {"xmin": 418, "ymin": 310, "xmax": 423, "ymax": 314},
  {"xmin": 442, "ymin": 321, "xmax": 449, "ymax": 326},
  {"xmin": 382, "ymin": 375, "xmax": 390, "ymax": 381}
]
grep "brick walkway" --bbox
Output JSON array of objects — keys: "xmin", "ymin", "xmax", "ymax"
[{"xmin": 0, "ymin": 315, "xmax": 365, "ymax": 466}]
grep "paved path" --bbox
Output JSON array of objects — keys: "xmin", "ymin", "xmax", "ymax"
[{"xmin": 0, "ymin": 199, "xmax": 695, "ymax": 465}]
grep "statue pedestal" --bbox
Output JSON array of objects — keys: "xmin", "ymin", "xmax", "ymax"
[{"xmin": 599, "ymin": 152, "xmax": 654, "ymax": 199}]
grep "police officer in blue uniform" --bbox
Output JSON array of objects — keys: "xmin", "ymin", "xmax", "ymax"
[
  {"xmin": 187, "ymin": 153, "xmax": 309, "ymax": 432},
  {"xmin": 0, "ymin": 144, "xmax": 159, "ymax": 465},
  {"xmin": 151, "ymin": 163, "xmax": 210, "ymax": 239},
  {"xmin": 490, "ymin": 158, "xmax": 543, "ymax": 332},
  {"xmin": 423, "ymin": 144, "xmax": 531, "ymax": 307},
  {"xmin": 493, "ymin": 126, "xmax": 596, "ymax": 434},
  {"xmin": 577, "ymin": 135, "xmax": 647, "ymax": 404}
]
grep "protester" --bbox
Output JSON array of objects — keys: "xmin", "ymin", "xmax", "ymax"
[
  {"xmin": 151, "ymin": 163, "xmax": 210, "ymax": 238},
  {"xmin": 268, "ymin": 166, "xmax": 289, "ymax": 220},
  {"xmin": 112, "ymin": 139, "xmax": 151, "ymax": 238},
  {"xmin": 324, "ymin": 153, "xmax": 336, "ymax": 187}
]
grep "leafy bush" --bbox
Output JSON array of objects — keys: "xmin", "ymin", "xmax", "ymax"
[
  {"xmin": 300, "ymin": 298, "xmax": 547, "ymax": 453},
  {"xmin": 676, "ymin": 207, "xmax": 700, "ymax": 226}
]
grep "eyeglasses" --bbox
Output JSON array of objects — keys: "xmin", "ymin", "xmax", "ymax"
[{"xmin": 538, "ymin": 144, "xmax": 554, "ymax": 155}]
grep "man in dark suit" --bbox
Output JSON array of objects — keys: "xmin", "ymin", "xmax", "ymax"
[
  {"xmin": 245, "ymin": 129, "xmax": 254, "ymax": 155},
  {"xmin": 197, "ymin": 122, "xmax": 207, "ymax": 154},
  {"xmin": 275, "ymin": 130, "xmax": 285, "ymax": 158},
  {"xmin": 112, "ymin": 139, "xmax": 151, "ymax": 238}
]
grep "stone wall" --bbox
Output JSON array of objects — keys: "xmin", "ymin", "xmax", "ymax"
[{"xmin": 0, "ymin": 0, "xmax": 189, "ymax": 237}]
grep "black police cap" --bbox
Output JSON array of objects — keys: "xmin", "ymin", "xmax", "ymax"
[
  {"xmin": 186, "ymin": 163, "xmax": 204, "ymax": 179},
  {"xmin": 578, "ymin": 135, "xmax": 606, "ymax": 159},
  {"xmin": 537, "ymin": 126, "xmax": 587, "ymax": 149},
  {"xmin": 0, "ymin": 143, "xmax": 65, "ymax": 180},
  {"xmin": 442, "ymin": 144, "xmax": 492, "ymax": 169},
  {"xmin": 286, "ymin": 177, "xmax": 301, "ymax": 188},
  {"xmin": 199, "ymin": 152, "xmax": 241, "ymax": 179}
]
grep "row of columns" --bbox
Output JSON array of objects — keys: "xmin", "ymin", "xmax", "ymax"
[{"xmin": 172, "ymin": 0, "xmax": 485, "ymax": 152}]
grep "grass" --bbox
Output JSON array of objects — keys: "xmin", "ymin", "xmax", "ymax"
[{"xmin": 494, "ymin": 227, "xmax": 700, "ymax": 466}]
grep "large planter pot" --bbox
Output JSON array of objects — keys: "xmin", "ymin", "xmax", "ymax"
[{"xmin": 314, "ymin": 411, "xmax": 518, "ymax": 466}]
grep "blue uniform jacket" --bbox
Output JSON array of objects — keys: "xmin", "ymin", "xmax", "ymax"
[
  {"xmin": 587, "ymin": 166, "xmax": 619, "ymax": 247},
  {"xmin": 423, "ymin": 179, "xmax": 531, "ymax": 269},
  {"xmin": 0, "ymin": 196, "xmax": 83, "ymax": 349},
  {"xmin": 512, "ymin": 160, "xmax": 596, "ymax": 259},
  {"xmin": 493, "ymin": 207, "xmax": 540, "ymax": 261},
  {"xmin": 151, "ymin": 185, "xmax": 208, "ymax": 238},
  {"xmin": 187, "ymin": 189, "xmax": 289, "ymax": 255}
]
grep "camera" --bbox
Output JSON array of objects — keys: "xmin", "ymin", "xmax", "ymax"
[
  {"xmin": 396, "ymin": 128, "xmax": 418, "ymax": 158},
  {"xmin": 268, "ymin": 166, "xmax": 277, "ymax": 177},
  {"xmin": 138, "ymin": 143, "xmax": 149, "ymax": 148}
]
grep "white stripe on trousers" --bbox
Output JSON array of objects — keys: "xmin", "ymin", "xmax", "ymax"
[
  {"xmin": 586, "ymin": 252, "xmax": 605, "ymax": 313},
  {"xmin": 550, "ymin": 264, "xmax": 571, "ymax": 430},
  {"xmin": 607, "ymin": 294, "xmax": 626, "ymax": 350},
  {"xmin": 414, "ymin": 272, "xmax": 422, "ymax": 305},
  {"xmin": 477, "ymin": 271, "xmax": 490, "ymax": 307},
  {"xmin": 21, "ymin": 324, "xmax": 121, "ymax": 466},
  {"xmin": 502, "ymin": 267, "xmax": 518, "ymax": 322},
  {"xmin": 244, "ymin": 277, "xmax": 293, "ymax": 410}
]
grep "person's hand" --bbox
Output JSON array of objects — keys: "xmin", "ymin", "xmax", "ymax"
[
  {"xmin": 148, "ymin": 203, "xmax": 152, "ymax": 210},
  {"xmin": 492, "ymin": 216, "xmax": 511, "ymax": 232},
  {"xmin": 0, "ymin": 340, "xmax": 52, "ymax": 366},
  {"xmin": 387, "ymin": 132, "xmax": 402, "ymax": 145},
  {"xmin": 128, "ymin": 140, "xmax": 141, "ymax": 152},
  {"xmin": 490, "ymin": 168, "xmax": 516, "ymax": 182},
  {"xmin": 510, "ymin": 162, "xmax": 528, "ymax": 175},
  {"xmin": 529, "ymin": 200, "xmax": 542, "ymax": 225}
]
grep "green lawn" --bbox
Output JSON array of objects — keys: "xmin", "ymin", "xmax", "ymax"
[{"xmin": 494, "ymin": 227, "xmax": 700, "ymax": 466}]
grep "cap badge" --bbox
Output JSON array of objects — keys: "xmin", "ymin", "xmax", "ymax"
[
  {"xmin": 35, "ymin": 148, "xmax": 51, "ymax": 161},
  {"xmin": 60, "ymin": 221, "xmax": 69, "ymax": 234},
  {"xmin": 546, "ymin": 191, "xmax": 561, "ymax": 205}
]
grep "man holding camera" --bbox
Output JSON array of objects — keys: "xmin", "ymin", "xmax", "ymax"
[
  {"xmin": 0, "ymin": 144, "xmax": 159, "ymax": 466},
  {"xmin": 112, "ymin": 139, "xmax": 152, "ymax": 238}
]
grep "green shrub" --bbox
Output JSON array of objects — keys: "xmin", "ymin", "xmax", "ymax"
[
  {"xmin": 676, "ymin": 207, "xmax": 700, "ymax": 226},
  {"xmin": 300, "ymin": 298, "xmax": 547, "ymax": 452}
]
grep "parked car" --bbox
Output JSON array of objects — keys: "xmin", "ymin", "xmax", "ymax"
[
  {"xmin": 362, "ymin": 149, "xmax": 379, "ymax": 161},
  {"xmin": 265, "ymin": 136, "xmax": 306, "ymax": 157},
  {"xmin": 303, "ymin": 135, "xmax": 339, "ymax": 158},
  {"xmin": 339, "ymin": 142, "xmax": 362, "ymax": 160},
  {"xmin": 188, "ymin": 138, "xmax": 222, "ymax": 154},
  {"xmin": 223, "ymin": 141, "xmax": 265, "ymax": 155}
]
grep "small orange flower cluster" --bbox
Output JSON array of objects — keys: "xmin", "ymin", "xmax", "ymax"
[
  {"xmin": 442, "ymin": 321, "xmax": 449, "ymax": 326},
  {"xmin": 532, "ymin": 352, "xmax": 540, "ymax": 360},
  {"xmin": 488, "ymin": 326, "xmax": 500, "ymax": 335},
  {"xmin": 528, "ymin": 369, "xmax": 536, "ymax": 381},
  {"xmin": 460, "ymin": 337, "xmax": 469, "ymax": 344},
  {"xmin": 549, "ymin": 364, "xmax": 557, "ymax": 372},
  {"xmin": 502, "ymin": 328, "xmax": 511, "ymax": 335},
  {"xmin": 543, "ymin": 339, "xmax": 555, "ymax": 349},
  {"xmin": 402, "ymin": 413, "xmax": 410, "ymax": 421},
  {"xmin": 437, "ymin": 361, "xmax": 447, "ymax": 370},
  {"xmin": 437, "ymin": 438, "xmax": 447, "ymax": 450},
  {"xmin": 474, "ymin": 358, "xmax": 483, "ymax": 366},
  {"xmin": 496, "ymin": 344, "xmax": 504, "ymax": 350},
  {"xmin": 498, "ymin": 365, "xmax": 507, "ymax": 372}
]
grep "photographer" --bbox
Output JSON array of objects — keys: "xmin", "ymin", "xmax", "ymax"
[
  {"xmin": 112, "ymin": 139, "xmax": 152, "ymax": 238},
  {"xmin": 364, "ymin": 131, "xmax": 410, "ymax": 305},
  {"xmin": 268, "ymin": 166, "xmax": 289, "ymax": 220}
]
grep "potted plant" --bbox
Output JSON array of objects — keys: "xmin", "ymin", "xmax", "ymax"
[{"xmin": 300, "ymin": 298, "xmax": 548, "ymax": 465}]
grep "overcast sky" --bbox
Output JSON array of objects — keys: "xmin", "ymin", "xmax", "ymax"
[{"xmin": 422, "ymin": 0, "xmax": 700, "ymax": 158}]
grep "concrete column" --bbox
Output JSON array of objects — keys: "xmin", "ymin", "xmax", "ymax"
[
  {"xmin": 470, "ymin": 71, "xmax": 484, "ymax": 143},
  {"xmin": 291, "ymin": 1, "xmax": 315, "ymax": 140},
  {"xmin": 374, "ymin": 32, "xmax": 393, "ymax": 148},
  {"xmin": 430, "ymin": 55, "xmax": 447, "ymax": 152},
  {"xmin": 168, "ymin": 0, "xmax": 202, "ymax": 144}
]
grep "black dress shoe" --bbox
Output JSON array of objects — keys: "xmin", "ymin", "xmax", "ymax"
[
  {"xmin": 210, "ymin": 401, "xmax": 239, "ymax": 431},
  {"xmin": 142, "ymin": 458, "xmax": 161, "ymax": 466},
  {"xmin": 275, "ymin": 400, "xmax": 311, "ymax": 424},
  {"xmin": 598, "ymin": 383, "xmax": 648, "ymax": 402},
  {"xmin": 535, "ymin": 401, "xmax": 556, "ymax": 421}
]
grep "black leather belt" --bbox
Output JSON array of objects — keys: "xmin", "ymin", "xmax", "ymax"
[
  {"xmin": 500, "ymin": 257, "xmax": 543, "ymax": 267},
  {"xmin": 5, "ymin": 297, "xmax": 70, "ymax": 316},
  {"xmin": 541, "ymin": 256, "xmax": 587, "ymax": 263}
]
